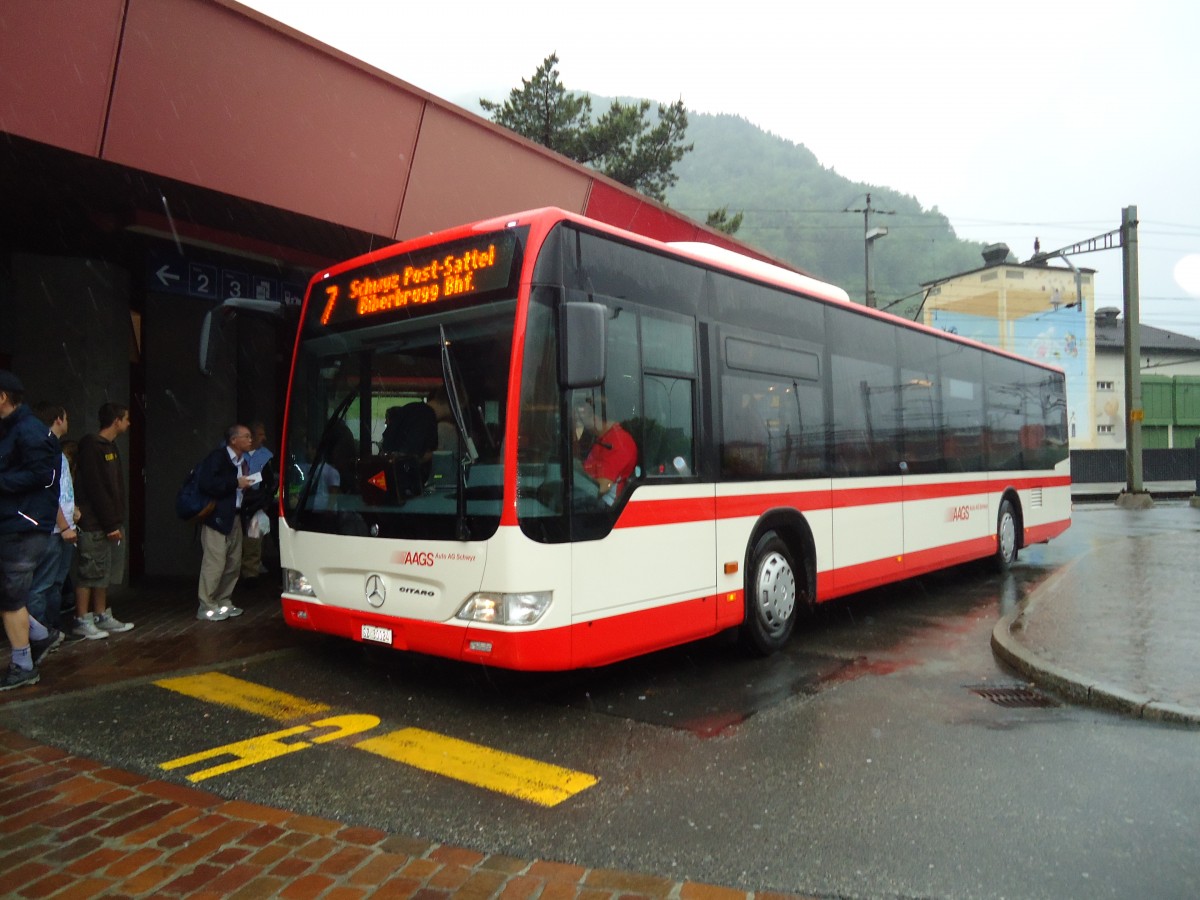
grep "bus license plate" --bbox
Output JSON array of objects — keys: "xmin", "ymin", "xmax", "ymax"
[{"xmin": 361, "ymin": 624, "xmax": 392, "ymax": 645}]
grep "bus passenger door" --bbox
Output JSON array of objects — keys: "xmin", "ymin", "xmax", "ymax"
[
  {"xmin": 568, "ymin": 306, "xmax": 714, "ymax": 665},
  {"xmin": 570, "ymin": 486, "xmax": 717, "ymax": 666}
]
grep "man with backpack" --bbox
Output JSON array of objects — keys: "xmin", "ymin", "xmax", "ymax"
[{"xmin": 195, "ymin": 424, "xmax": 256, "ymax": 622}]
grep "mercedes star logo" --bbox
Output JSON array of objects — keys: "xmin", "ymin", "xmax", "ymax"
[{"xmin": 365, "ymin": 574, "xmax": 386, "ymax": 608}]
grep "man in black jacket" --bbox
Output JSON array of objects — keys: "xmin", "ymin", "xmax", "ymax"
[
  {"xmin": 0, "ymin": 371, "xmax": 65, "ymax": 690},
  {"xmin": 195, "ymin": 424, "xmax": 255, "ymax": 622}
]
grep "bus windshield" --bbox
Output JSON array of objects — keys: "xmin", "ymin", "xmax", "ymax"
[{"xmin": 283, "ymin": 300, "xmax": 514, "ymax": 541}]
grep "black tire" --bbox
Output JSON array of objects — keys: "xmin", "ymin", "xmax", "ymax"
[
  {"xmin": 740, "ymin": 531, "xmax": 799, "ymax": 656},
  {"xmin": 994, "ymin": 498, "xmax": 1018, "ymax": 570}
]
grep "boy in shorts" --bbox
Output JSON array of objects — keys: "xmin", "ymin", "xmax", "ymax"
[{"xmin": 71, "ymin": 403, "xmax": 135, "ymax": 639}]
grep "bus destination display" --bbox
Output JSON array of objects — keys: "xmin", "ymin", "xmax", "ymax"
[{"xmin": 318, "ymin": 231, "xmax": 518, "ymax": 327}]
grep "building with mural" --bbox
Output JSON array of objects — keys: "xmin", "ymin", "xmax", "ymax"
[{"xmin": 919, "ymin": 244, "xmax": 1095, "ymax": 448}]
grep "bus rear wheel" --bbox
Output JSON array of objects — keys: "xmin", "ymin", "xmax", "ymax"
[
  {"xmin": 741, "ymin": 532, "xmax": 798, "ymax": 656},
  {"xmin": 994, "ymin": 498, "xmax": 1018, "ymax": 569}
]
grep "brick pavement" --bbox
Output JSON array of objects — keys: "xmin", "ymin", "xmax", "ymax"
[
  {"xmin": 0, "ymin": 728, "xmax": 809, "ymax": 900},
  {"xmin": 1, "ymin": 578, "xmax": 810, "ymax": 899}
]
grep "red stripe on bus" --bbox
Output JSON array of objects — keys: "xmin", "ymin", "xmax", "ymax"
[
  {"xmin": 819, "ymin": 538, "xmax": 987, "ymax": 600},
  {"xmin": 713, "ymin": 490, "xmax": 833, "ymax": 519},
  {"xmin": 996, "ymin": 475, "xmax": 1071, "ymax": 490},
  {"xmin": 898, "ymin": 535, "xmax": 997, "ymax": 584},
  {"xmin": 618, "ymin": 477, "xmax": 1071, "ymax": 528},
  {"xmin": 901, "ymin": 480, "xmax": 991, "ymax": 501},
  {"xmin": 616, "ymin": 496, "xmax": 717, "ymax": 528},
  {"xmin": 1024, "ymin": 518, "xmax": 1071, "ymax": 545},
  {"xmin": 282, "ymin": 597, "xmax": 472, "ymax": 659},
  {"xmin": 900, "ymin": 475, "xmax": 1069, "ymax": 502},
  {"xmin": 565, "ymin": 594, "xmax": 720, "ymax": 668}
]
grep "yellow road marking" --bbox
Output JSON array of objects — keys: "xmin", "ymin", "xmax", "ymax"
[
  {"xmin": 154, "ymin": 672, "xmax": 331, "ymax": 721},
  {"xmin": 153, "ymin": 674, "xmax": 599, "ymax": 805},
  {"xmin": 356, "ymin": 727, "xmax": 598, "ymax": 808},
  {"xmin": 161, "ymin": 714, "xmax": 380, "ymax": 782}
]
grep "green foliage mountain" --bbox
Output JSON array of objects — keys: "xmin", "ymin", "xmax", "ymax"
[{"xmin": 665, "ymin": 112, "xmax": 988, "ymax": 318}]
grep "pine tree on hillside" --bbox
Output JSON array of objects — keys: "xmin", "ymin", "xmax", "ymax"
[{"xmin": 481, "ymin": 54, "xmax": 692, "ymax": 203}]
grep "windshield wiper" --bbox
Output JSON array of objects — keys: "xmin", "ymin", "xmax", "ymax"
[{"xmin": 440, "ymin": 325, "xmax": 478, "ymax": 540}]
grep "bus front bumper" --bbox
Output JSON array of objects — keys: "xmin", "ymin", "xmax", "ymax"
[{"xmin": 281, "ymin": 595, "xmax": 574, "ymax": 671}]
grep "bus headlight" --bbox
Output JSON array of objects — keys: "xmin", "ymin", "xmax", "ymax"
[
  {"xmin": 283, "ymin": 568, "xmax": 316, "ymax": 597},
  {"xmin": 456, "ymin": 591, "xmax": 552, "ymax": 626}
]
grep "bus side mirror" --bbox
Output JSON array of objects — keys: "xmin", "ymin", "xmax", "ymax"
[
  {"xmin": 559, "ymin": 302, "xmax": 606, "ymax": 388},
  {"xmin": 198, "ymin": 297, "xmax": 287, "ymax": 375}
]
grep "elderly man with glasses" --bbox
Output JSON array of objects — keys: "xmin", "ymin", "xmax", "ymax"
[{"xmin": 194, "ymin": 424, "xmax": 257, "ymax": 622}]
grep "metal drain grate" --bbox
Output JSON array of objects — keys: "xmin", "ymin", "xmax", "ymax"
[{"xmin": 967, "ymin": 683, "xmax": 1060, "ymax": 708}]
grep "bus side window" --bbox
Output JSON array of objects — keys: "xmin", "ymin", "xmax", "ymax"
[
  {"xmin": 639, "ymin": 314, "xmax": 697, "ymax": 478},
  {"xmin": 721, "ymin": 380, "xmax": 767, "ymax": 476},
  {"xmin": 642, "ymin": 375, "xmax": 694, "ymax": 476}
]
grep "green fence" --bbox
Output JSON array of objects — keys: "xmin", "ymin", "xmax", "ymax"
[{"xmin": 1137, "ymin": 375, "xmax": 1200, "ymax": 448}]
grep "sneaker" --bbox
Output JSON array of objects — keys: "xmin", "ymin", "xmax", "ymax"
[
  {"xmin": 0, "ymin": 663, "xmax": 40, "ymax": 692},
  {"xmin": 94, "ymin": 611, "xmax": 134, "ymax": 633},
  {"xmin": 71, "ymin": 614, "xmax": 109, "ymax": 641},
  {"xmin": 31, "ymin": 628, "xmax": 64, "ymax": 666},
  {"xmin": 221, "ymin": 605, "xmax": 244, "ymax": 618},
  {"xmin": 197, "ymin": 606, "xmax": 229, "ymax": 622}
]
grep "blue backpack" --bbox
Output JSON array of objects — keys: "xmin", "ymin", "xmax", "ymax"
[{"xmin": 175, "ymin": 464, "xmax": 216, "ymax": 522}]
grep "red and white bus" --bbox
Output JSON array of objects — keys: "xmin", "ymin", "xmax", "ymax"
[{"xmin": 278, "ymin": 207, "xmax": 1070, "ymax": 670}]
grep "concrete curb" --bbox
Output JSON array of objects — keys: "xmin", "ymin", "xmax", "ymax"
[{"xmin": 991, "ymin": 603, "xmax": 1200, "ymax": 727}]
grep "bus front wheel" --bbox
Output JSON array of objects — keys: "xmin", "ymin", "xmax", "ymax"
[
  {"xmin": 741, "ymin": 532, "xmax": 799, "ymax": 656},
  {"xmin": 994, "ymin": 498, "xmax": 1018, "ymax": 569}
]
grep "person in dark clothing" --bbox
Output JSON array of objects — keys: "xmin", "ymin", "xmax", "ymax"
[
  {"xmin": 71, "ymin": 402, "xmax": 134, "ymax": 638},
  {"xmin": 381, "ymin": 402, "xmax": 437, "ymax": 458},
  {"xmin": 380, "ymin": 389, "xmax": 452, "ymax": 495},
  {"xmin": 27, "ymin": 402, "xmax": 78, "ymax": 630},
  {"xmin": 195, "ymin": 424, "xmax": 255, "ymax": 622},
  {"xmin": 0, "ymin": 371, "xmax": 64, "ymax": 690}
]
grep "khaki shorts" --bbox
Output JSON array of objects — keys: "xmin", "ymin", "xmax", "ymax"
[{"xmin": 73, "ymin": 530, "xmax": 126, "ymax": 589}]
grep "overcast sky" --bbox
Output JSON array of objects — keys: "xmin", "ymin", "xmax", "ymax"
[{"xmin": 241, "ymin": 0, "xmax": 1200, "ymax": 337}]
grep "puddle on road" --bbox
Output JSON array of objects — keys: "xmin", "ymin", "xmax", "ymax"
[{"xmin": 540, "ymin": 646, "xmax": 868, "ymax": 737}]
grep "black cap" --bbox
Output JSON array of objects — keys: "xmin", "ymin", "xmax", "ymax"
[{"xmin": 0, "ymin": 370, "xmax": 24, "ymax": 394}]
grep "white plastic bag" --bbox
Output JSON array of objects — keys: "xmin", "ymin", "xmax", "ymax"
[{"xmin": 247, "ymin": 509, "xmax": 271, "ymax": 539}]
